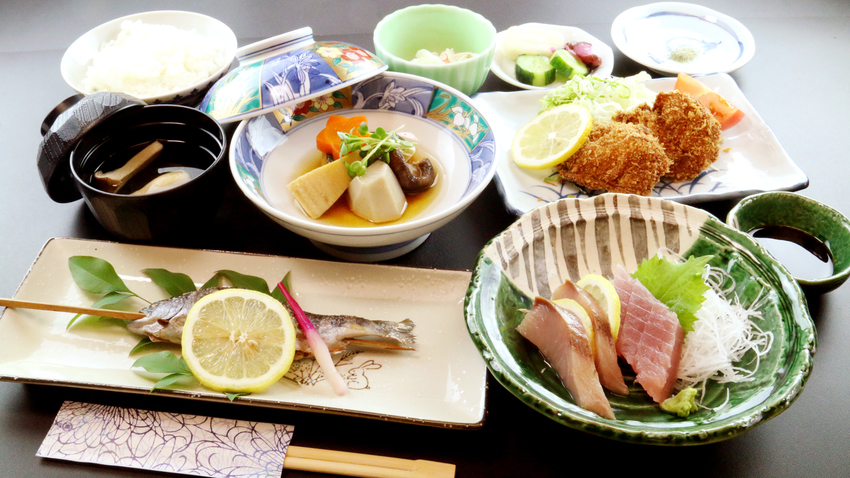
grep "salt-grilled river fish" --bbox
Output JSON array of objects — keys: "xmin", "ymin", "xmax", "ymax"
[{"xmin": 127, "ymin": 287, "xmax": 416, "ymax": 359}]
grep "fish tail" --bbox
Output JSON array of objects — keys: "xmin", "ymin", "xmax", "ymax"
[{"xmin": 384, "ymin": 318, "xmax": 416, "ymax": 345}]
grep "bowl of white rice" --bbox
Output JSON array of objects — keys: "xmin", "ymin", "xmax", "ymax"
[{"xmin": 61, "ymin": 10, "xmax": 237, "ymax": 105}]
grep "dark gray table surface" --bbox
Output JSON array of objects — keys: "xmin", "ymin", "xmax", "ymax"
[{"xmin": 2, "ymin": 1, "xmax": 850, "ymax": 476}]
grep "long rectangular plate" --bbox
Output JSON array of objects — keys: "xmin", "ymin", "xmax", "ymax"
[{"xmin": 0, "ymin": 238, "xmax": 486, "ymax": 428}]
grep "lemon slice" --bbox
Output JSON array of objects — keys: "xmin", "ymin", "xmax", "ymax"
[
  {"xmin": 182, "ymin": 289, "xmax": 297, "ymax": 393},
  {"xmin": 552, "ymin": 298, "xmax": 595, "ymax": 356},
  {"xmin": 511, "ymin": 104, "xmax": 593, "ymax": 170},
  {"xmin": 576, "ymin": 275, "xmax": 621, "ymax": 342}
]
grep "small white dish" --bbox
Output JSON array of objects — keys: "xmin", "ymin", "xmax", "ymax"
[
  {"xmin": 0, "ymin": 238, "xmax": 487, "ymax": 428},
  {"xmin": 611, "ymin": 2, "xmax": 755, "ymax": 76},
  {"xmin": 473, "ymin": 72, "xmax": 808, "ymax": 216},
  {"xmin": 490, "ymin": 23, "xmax": 614, "ymax": 90}
]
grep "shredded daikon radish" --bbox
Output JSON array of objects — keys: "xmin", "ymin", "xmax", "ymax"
[{"xmin": 676, "ymin": 265, "xmax": 774, "ymax": 396}]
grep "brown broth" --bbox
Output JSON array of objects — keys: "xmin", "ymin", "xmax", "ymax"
[{"xmin": 302, "ymin": 149, "xmax": 446, "ymax": 227}]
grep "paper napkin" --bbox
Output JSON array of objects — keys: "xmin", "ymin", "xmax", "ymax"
[{"xmin": 37, "ymin": 401, "xmax": 294, "ymax": 477}]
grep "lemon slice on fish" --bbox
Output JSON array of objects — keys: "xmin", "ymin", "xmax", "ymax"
[
  {"xmin": 577, "ymin": 275, "xmax": 621, "ymax": 342},
  {"xmin": 552, "ymin": 298, "xmax": 595, "ymax": 356},
  {"xmin": 511, "ymin": 104, "xmax": 593, "ymax": 170},
  {"xmin": 181, "ymin": 288, "xmax": 296, "ymax": 393}
]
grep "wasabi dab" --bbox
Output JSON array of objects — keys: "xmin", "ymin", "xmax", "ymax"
[{"xmin": 661, "ymin": 387, "xmax": 699, "ymax": 418}]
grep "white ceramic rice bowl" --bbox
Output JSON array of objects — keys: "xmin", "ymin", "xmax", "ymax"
[{"xmin": 60, "ymin": 10, "xmax": 237, "ymax": 105}]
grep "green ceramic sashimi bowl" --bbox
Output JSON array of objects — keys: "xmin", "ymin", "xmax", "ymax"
[{"xmin": 465, "ymin": 194, "xmax": 816, "ymax": 445}]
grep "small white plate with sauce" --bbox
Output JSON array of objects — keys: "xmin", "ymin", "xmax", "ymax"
[
  {"xmin": 611, "ymin": 3, "xmax": 755, "ymax": 76},
  {"xmin": 490, "ymin": 23, "xmax": 614, "ymax": 90}
]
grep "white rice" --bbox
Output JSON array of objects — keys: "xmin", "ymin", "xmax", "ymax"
[{"xmin": 82, "ymin": 20, "xmax": 228, "ymax": 98}]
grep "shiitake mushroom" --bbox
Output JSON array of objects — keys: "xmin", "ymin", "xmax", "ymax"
[{"xmin": 387, "ymin": 149, "xmax": 436, "ymax": 194}]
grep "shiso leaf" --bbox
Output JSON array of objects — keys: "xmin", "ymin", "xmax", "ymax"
[{"xmin": 632, "ymin": 255, "xmax": 712, "ymax": 332}]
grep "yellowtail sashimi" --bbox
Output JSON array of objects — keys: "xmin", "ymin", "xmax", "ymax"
[
  {"xmin": 551, "ymin": 280, "xmax": 628, "ymax": 396},
  {"xmin": 517, "ymin": 297, "xmax": 615, "ymax": 420}
]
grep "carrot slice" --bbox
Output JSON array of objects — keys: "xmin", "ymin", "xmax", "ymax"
[{"xmin": 316, "ymin": 115, "xmax": 368, "ymax": 159}]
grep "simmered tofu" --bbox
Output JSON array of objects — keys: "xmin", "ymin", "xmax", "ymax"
[{"xmin": 347, "ymin": 161, "xmax": 406, "ymax": 223}]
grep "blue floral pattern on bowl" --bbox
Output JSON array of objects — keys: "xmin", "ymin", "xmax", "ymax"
[{"xmin": 200, "ymin": 37, "xmax": 387, "ymax": 124}]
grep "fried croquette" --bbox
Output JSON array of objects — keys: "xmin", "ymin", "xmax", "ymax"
[
  {"xmin": 556, "ymin": 122, "xmax": 672, "ymax": 196},
  {"xmin": 614, "ymin": 90, "xmax": 722, "ymax": 181}
]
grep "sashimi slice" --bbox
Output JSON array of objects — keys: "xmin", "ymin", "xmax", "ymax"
[
  {"xmin": 613, "ymin": 265, "xmax": 684, "ymax": 403},
  {"xmin": 517, "ymin": 297, "xmax": 616, "ymax": 419},
  {"xmin": 551, "ymin": 280, "xmax": 628, "ymax": 395}
]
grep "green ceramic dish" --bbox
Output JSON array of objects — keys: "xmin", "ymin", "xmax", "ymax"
[
  {"xmin": 465, "ymin": 194, "xmax": 816, "ymax": 445},
  {"xmin": 727, "ymin": 191, "xmax": 850, "ymax": 294},
  {"xmin": 373, "ymin": 4, "xmax": 496, "ymax": 97}
]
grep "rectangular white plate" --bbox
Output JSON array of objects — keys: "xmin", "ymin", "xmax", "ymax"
[
  {"xmin": 0, "ymin": 238, "xmax": 486, "ymax": 428},
  {"xmin": 473, "ymin": 72, "xmax": 808, "ymax": 215}
]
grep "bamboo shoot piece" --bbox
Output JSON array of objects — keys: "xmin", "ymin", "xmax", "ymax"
[
  {"xmin": 94, "ymin": 140, "xmax": 163, "ymax": 192},
  {"xmin": 288, "ymin": 159, "xmax": 352, "ymax": 218}
]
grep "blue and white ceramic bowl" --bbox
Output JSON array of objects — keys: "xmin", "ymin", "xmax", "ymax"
[
  {"xmin": 229, "ymin": 71, "xmax": 497, "ymax": 262},
  {"xmin": 200, "ymin": 27, "xmax": 388, "ymax": 124},
  {"xmin": 611, "ymin": 2, "xmax": 755, "ymax": 76}
]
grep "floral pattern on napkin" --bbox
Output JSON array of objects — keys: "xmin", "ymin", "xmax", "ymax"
[{"xmin": 37, "ymin": 401, "xmax": 293, "ymax": 478}]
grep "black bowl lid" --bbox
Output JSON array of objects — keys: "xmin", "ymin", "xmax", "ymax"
[{"xmin": 37, "ymin": 92, "xmax": 145, "ymax": 203}]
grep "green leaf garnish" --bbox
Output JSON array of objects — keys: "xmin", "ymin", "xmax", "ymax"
[
  {"xmin": 271, "ymin": 271, "xmax": 293, "ymax": 303},
  {"xmin": 69, "ymin": 256, "xmax": 134, "ymax": 295},
  {"xmin": 338, "ymin": 123, "xmax": 415, "ymax": 178},
  {"xmin": 129, "ymin": 337, "xmax": 155, "ymax": 355},
  {"xmin": 67, "ymin": 290, "xmax": 136, "ymax": 329},
  {"xmin": 225, "ymin": 392, "xmax": 250, "ymax": 401},
  {"xmin": 132, "ymin": 351, "xmax": 196, "ymax": 391},
  {"xmin": 133, "ymin": 351, "xmax": 191, "ymax": 374},
  {"xmin": 632, "ymin": 255, "xmax": 712, "ymax": 332},
  {"xmin": 202, "ymin": 270, "xmax": 272, "ymax": 294},
  {"xmin": 143, "ymin": 268, "xmax": 197, "ymax": 297}
]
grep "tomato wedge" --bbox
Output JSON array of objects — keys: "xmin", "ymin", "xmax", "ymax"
[{"xmin": 674, "ymin": 73, "xmax": 745, "ymax": 130}]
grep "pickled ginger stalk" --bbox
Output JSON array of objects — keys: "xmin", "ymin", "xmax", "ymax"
[{"xmin": 277, "ymin": 282, "xmax": 348, "ymax": 396}]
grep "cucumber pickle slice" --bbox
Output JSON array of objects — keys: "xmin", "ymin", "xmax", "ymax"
[
  {"xmin": 549, "ymin": 49, "xmax": 588, "ymax": 79},
  {"xmin": 515, "ymin": 54, "xmax": 556, "ymax": 86}
]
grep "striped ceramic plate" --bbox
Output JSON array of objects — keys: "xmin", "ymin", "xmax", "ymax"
[{"xmin": 465, "ymin": 194, "xmax": 815, "ymax": 444}]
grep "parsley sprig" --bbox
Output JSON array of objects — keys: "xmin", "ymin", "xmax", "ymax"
[{"xmin": 338, "ymin": 122, "xmax": 415, "ymax": 178}]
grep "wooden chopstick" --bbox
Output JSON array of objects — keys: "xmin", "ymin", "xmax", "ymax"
[
  {"xmin": 284, "ymin": 446, "xmax": 455, "ymax": 478},
  {"xmin": 0, "ymin": 298, "xmax": 144, "ymax": 321}
]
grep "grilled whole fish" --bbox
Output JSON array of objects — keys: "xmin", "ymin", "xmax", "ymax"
[{"xmin": 127, "ymin": 287, "xmax": 416, "ymax": 359}]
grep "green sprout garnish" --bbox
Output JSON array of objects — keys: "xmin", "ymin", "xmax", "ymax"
[{"xmin": 339, "ymin": 122, "xmax": 416, "ymax": 178}]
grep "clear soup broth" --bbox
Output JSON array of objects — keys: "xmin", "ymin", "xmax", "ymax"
[{"xmin": 85, "ymin": 139, "xmax": 215, "ymax": 195}]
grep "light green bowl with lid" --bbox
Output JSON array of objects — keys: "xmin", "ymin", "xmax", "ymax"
[{"xmin": 373, "ymin": 4, "xmax": 496, "ymax": 96}]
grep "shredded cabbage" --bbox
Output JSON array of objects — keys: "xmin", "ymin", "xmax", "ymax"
[{"xmin": 539, "ymin": 72, "xmax": 656, "ymax": 122}]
